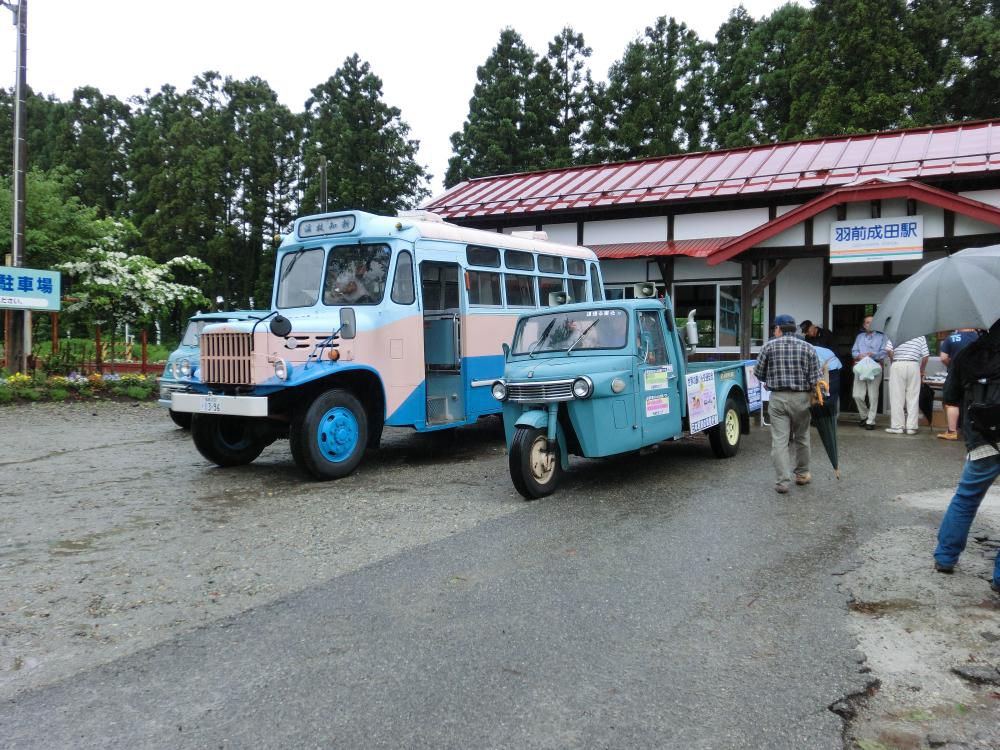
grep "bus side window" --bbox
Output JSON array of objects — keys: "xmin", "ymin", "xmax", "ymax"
[
  {"xmin": 505, "ymin": 273, "xmax": 536, "ymax": 307},
  {"xmin": 538, "ymin": 276, "xmax": 564, "ymax": 306},
  {"xmin": 468, "ymin": 270, "xmax": 502, "ymax": 306},
  {"xmin": 391, "ymin": 250, "xmax": 415, "ymax": 304},
  {"xmin": 590, "ymin": 263, "xmax": 603, "ymax": 301}
]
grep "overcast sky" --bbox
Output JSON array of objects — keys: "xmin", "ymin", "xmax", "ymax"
[{"xmin": 2, "ymin": 0, "xmax": 799, "ymax": 198}]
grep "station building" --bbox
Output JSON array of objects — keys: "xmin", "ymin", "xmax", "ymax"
[{"xmin": 422, "ymin": 118, "xmax": 1000, "ymax": 375}]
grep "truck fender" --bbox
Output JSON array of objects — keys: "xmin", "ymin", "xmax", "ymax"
[{"xmin": 513, "ymin": 409, "xmax": 570, "ymax": 470}]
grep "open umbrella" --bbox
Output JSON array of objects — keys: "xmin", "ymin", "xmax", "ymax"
[
  {"xmin": 810, "ymin": 382, "xmax": 840, "ymax": 479},
  {"xmin": 870, "ymin": 244, "xmax": 1000, "ymax": 344}
]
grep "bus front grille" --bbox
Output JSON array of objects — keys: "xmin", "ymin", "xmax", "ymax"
[
  {"xmin": 201, "ymin": 333, "xmax": 253, "ymax": 385},
  {"xmin": 506, "ymin": 380, "xmax": 575, "ymax": 403}
]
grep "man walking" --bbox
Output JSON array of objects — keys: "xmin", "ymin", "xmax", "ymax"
[
  {"xmin": 852, "ymin": 314, "xmax": 890, "ymax": 430},
  {"xmin": 933, "ymin": 320, "xmax": 1000, "ymax": 596},
  {"xmin": 886, "ymin": 335, "xmax": 930, "ymax": 435},
  {"xmin": 938, "ymin": 328, "xmax": 980, "ymax": 441},
  {"xmin": 755, "ymin": 314, "xmax": 823, "ymax": 494}
]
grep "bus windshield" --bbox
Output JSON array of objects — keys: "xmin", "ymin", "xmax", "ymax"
[
  {"xmin": 511, "ymin": 308, "xmax": 628, "ymax": 355},
  {"xmin": 324, "ymin": 244, "xmax": 391, "ymax": 306},
  {"xmin": 277, "ymin": 248, "xmax": 325, "ymax": 308}
]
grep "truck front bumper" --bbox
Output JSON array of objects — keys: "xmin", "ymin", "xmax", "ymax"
[{"xmin": 171, "ymin": 392, "xmax": 269, "ymax": 417}]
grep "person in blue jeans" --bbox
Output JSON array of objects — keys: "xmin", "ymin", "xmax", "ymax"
[{"xmin": 933, "ymin": 320, "xmax": 1000, "ymax": 595}]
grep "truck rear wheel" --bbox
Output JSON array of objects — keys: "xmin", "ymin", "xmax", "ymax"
[
  {"xmin": 509, "ymin": 426, "xmax": 562, "ymax": 500},
  {"xmin": 291, "ymin": 389, "xmax": 368, "ymax": 480},
  {"xmin": 191, "ymin": 414, "xmax": 268, "ymax": 466},
  {"xmin": 708, "ymin": 396, "xmax": 742, "ymax": 458}
]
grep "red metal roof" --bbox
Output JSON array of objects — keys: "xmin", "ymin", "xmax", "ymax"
[
  {"xmin": 590, "ymin": 238, "xmax": 730, "ymax": 259},
  {"xmin": 424, "ymin": 120, "xmax": 1000, "ymax": 219}
]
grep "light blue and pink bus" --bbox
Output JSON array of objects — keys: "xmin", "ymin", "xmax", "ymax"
[{"xmin": 170, "ymin": 209, "xmax": 604, "ymax": 479}]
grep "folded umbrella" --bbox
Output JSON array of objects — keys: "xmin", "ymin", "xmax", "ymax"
[
  {"xmin": 871, "ymin": 244, "xmax": 1000, "ymax": 344},
  {"xmin": 810, "ymin": 382, "xmax": 840, "ymax": 479}
]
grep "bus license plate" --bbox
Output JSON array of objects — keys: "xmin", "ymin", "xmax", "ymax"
[{"xmin": 200, "ymin": 396, "xmax": 223, "ymax": 413}]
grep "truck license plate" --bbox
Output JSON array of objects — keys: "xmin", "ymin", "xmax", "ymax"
[{"xmin": 199, "ymin": 396, "xmax": 223, "ymax": 413}]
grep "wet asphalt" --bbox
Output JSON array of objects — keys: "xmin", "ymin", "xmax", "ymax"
[{"xmin": 0, "ymin": 402, "xmax": 966, "ymax": 748}]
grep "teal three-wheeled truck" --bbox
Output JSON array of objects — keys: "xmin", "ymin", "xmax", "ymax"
[{"xmin": 491, "ymin": 294, "xmax": 760, "ymax": 498}]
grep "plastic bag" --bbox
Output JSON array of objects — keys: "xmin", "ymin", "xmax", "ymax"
[{"xmin": 853, "ymin": 355, "xmax": 880, "ymax": 381}]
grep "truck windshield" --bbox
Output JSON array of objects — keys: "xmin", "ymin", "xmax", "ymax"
[
  {"xmin": 512, "ymin": 308, "xmax": 628, "ymax": 355},
  {"xmin": 277, "ymin": 248, "xmax": 325, "ymax": 308}
]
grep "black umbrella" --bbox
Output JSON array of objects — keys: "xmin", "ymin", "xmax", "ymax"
[
  {"xmin": 919, "ymin": 383, "xmax": 935, "ymax": 426},
  {"xmin": 810, "ymin": 382, "xmax": 840, "ymax": 479}
]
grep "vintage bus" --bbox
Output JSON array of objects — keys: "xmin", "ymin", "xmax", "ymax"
[{"xmin": 170, "ymin": 209, "xmax": 604, "ymax": 479}]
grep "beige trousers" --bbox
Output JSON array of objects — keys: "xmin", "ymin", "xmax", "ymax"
[
  {"xmin": 852, "ymin": 367, "xmax": 883, "ymax": 424},
  {"xmin": 888, "ymin": 360, "xmax": 921, "ymax": 431},
  {"xmin": 768, "ymin": 390, "xmax": 812, "ymax": 486}
]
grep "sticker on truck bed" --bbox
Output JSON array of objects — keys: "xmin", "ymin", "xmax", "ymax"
[{"xmin": 685, "ymin": 370, "xmax": 719, "ymax": 433}]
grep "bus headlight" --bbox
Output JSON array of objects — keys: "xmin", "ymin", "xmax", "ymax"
[
  {"xmin": 572, "ymin": 376, "xmax": 594, "ymax": 399},
  {"xmin": 274, "ymin": 358, "xmax": 291, "ymax": 381},
  {"xmin": 491, "ymin": 380, "xmax": 508, "ymax": 401},
  {"xmin": 611, "ymin": 377, "xmax": 626, "ymax": 394},
  {"xmin": 178, "ymin": 358, "xmax": 192, "ymax": 378}
]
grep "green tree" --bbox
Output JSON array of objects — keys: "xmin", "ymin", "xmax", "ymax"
[
  {"xmin": 788, "ymin": 0, "xmax": 930, "ymax": 135},
  {"xmin": 446, "ymin": 29, "xmax": 541, "ymax": 186},
  {"xmin": 61, "ymin": 87, "xmax": 132, "ymax": 215},
  {"xmin": 938, "ymin": 0, "xmax": 1000, "ymax": 120},
  {"xmin": 707, "ymin": 6, "xmax": 760, "ymax": 148},
  {"xmin": 749, "ymin": 3, "xmax": 812, "ymax": 142},
  {"xmin": 302, "ymin": 54, "xmax": 429, "ymax": 214},
  {"xmin": 0, "ymin": 167, "xmax": 118, "ymax": 269},
  {"xmin": 600, "ymin": 17, "xmax": 710, "ymax": 160},
  {"xmin": 533, "ymin": 27, "xmax": 593, "ymax": 167}
]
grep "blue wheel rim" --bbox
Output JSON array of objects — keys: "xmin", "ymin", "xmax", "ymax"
[{"xmin": 316, "ymin": 406, "xmax": 359, "ymax": 463}]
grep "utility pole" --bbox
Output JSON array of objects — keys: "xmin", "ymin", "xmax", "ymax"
[{"xmin": 2, "ymin": 0, "xmax": 27, "ymax": 373}]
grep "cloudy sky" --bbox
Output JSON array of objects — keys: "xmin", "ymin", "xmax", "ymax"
[{"xmin": 2, "ymin": 0, "xmax": 799, "ymax": 196}]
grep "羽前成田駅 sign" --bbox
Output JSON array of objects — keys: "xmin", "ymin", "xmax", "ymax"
[
  {"xmin": 0, "ymin": 266, "xmax": 61, "ymax": 311},
  {"xmin": 829, "ymin": 216, "xmax": 923, "ymax": 264}
]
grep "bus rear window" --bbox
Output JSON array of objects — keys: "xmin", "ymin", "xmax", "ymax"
[
  {"xmin": 277, "ymin": 248, "xmax": 325, "ymax": 308},
  {"xmin": 466, "ymin": 246, "xmax": 500, "ymax": 267},
  {"xmin": 505, "ymin": 250, "xmax": 534, "ymax": 270}
]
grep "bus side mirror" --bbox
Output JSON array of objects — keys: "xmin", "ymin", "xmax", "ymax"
[
  {"xmin": 502, "ymin": 342, "xmax": 510, "ymax": 359},
  {"xmin": 269, "ymin": 314, "xmax": 292, "ymax": 338},
  {"xmin": 340, "ymin": 308, "xmax": 357, "ymax": 340}
]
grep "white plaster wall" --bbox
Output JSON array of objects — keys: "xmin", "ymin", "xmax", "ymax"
[
  {"xmin": 503, "ymin": 225, "xmax": 534, "ymax": 234},
  {"xmin": 673, "ymin": 257, "xmax": 740, "ymax": 281},
  {"xmin": 813, "ymin": 207, "xmax": 839, "ymax": 245},
  {"xmin": 954, "ymin": 215, "xmax": 1000, "ymax": 235},
  {"xmin": 541, "ymin": 223, "xmax": 578, "ymax": 245},
  {"xmin": 583, "ymin": 216, "xmax": 668, "ymax": 245},
  {"xmin": 831, "ymin": 261, "xmax": 884, "ymax": 278},
  {"xmin": 674, "ymin": 207, "xmax": 768, "ymax": 240},
  {"xmin": 758, "ymin": 222, "xmax": 805, "ymax": 247},
  {"xmin": 894, "ymin": 251, "xmax": 947, "ymax": 275},
  {"xmin": 918, "ymin": 204, "xmax": 945, "ymax": 237},
  {"xmin": 845, "ymin": 202, "xmax": 871, "ymax": 220},
  {"xmin": 959, "ymin": 189, "xmax": 1000, "ymax": 208},
  {"xmin": 776, "ymin": 204, "xmax": 801, "ymax": 216},
  {"xmin": 881, "ymin": 198, "xmax": 908, "ymax": 217},
  {"xmin": 775, "ymin": 258, "xmax": 824, "ymax": 324},
  {"xmin": 831, "ymin": 284, "xmax": 895, "ymax": 306},
  {"xmin": 600, "ymin": 259, "xmax": 648, "ymax": 283}
]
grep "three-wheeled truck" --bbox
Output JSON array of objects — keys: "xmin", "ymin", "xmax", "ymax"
[{"xmin": 491, "ymin": 295, "xmax": 760, "ymax": 498}]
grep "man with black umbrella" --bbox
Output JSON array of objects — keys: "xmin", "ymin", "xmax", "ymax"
[{"xmin": 933, "ymin": 319, "xmax": 1000, "ymax": 597}]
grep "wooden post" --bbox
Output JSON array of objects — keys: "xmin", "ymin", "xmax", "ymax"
[
  {"xmin": 740, "ymin": 261, "xmax": 753, "ymax": 360},
  {"xmin": 141, "ymin": 329, "xmax": 148, "ymax": 374},
  {"xmin": 95, "ymin": 325, "xmax": 102, "ymax": 374},
  {"xmin": 51, "ymin": 313, "xmax": 59, "ymax": 353}
]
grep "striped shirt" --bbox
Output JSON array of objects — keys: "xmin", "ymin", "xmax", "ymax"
[
  {"xmin": 891, "ymin": 336, "xmax": 930, "ymax": 361},
  {"xmin": 754, "ymin": 334, "xmax": 823, "ymax": 392}
]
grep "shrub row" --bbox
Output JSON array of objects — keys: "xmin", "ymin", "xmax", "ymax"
[{"xmin": 0, "ymin": 371, "xmax": 157, "ymax": 404}]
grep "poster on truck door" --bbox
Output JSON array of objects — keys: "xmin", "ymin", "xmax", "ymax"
[{"xmin": 685, "ymin": 370, "xmax": 719, "ymax": 433}]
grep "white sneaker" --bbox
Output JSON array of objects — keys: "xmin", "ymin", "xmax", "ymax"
[
  {"xmin": 885, "ymin": 427, "xmax": 904, "ymax": 434},
  {"xmin": 906, "ymin": 429, "xmax": 918, "ymax": 435}
]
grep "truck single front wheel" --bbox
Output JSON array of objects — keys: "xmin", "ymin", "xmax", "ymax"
[
  {"xmin": 708, "ymin": 396, "xmax": 742, "ymax": 458},
  {"xmin": 509, "ymin": 426, "xmax": 562, "ymax": 499},
  {"xmin": 191, "ymin": 414, "xmax": 268, "ymax": 466},
  {"xmin": 291, "ymin": 389, "xmax": 368, "ymax": 480}
]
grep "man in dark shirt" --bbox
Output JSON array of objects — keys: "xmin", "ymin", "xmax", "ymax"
[
  {"xmin": 937, "ymin": 328, "xmax": 981, "ymax": 441},
  {"xmin": 933, "ymin": 320, "xmax": 1000, "ymax": 596},
  {"xmin": 800, "ymin": 320, "xmax": 834, "ymax": 349},
  {"xmin": 755, "ymin": 314, "xmax": 823, "ymax": 494}
]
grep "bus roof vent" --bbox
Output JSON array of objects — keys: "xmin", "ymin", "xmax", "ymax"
[
  {"xmin": 397, "ymin": 210, "xmax": 444, "ymax": 223},
  {"xmin": 510, "ymin": 230, "xmax": 549, "ymax": 241}
]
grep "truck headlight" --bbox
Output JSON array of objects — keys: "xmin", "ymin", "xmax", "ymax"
[
  {"xmin": 572, "ymin": 376, "xmax": 594, "ymax": 399},
  {"xmin": 274, "ymin": 358, "xmax": 291, "ymax": 380},
  {"xmin": 491, "ymin": 380, "xmax": 508, "ymax": 401},
  {"xmin": 178, "ymin": 358, "xmax": 192, "ymax": 378}
]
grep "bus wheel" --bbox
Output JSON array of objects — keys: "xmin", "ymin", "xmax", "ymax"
[
  {"xmin": 191, "ymin": 414, "xmax": 268, "ymax": 467},
  {"xmin": 708, "ymin": 397, "xmax": 742, "ymax": 458},
  {"xmin": 169, "ymin": 410, "xmax": 192, "ymax": 429},
  {"xmin": 509, "ymin": 426, "xmax": 562, "ymax": 500},
  {"xmin": 293, "ymin": 389, "xmax": 368, "ymax": 480}
]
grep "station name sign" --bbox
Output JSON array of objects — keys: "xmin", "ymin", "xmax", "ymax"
[
  {"xmin": 0, "ymin": 266, "xmax": 61, "ymax": 311},
  {"xmin": 829, "ymin": 216, "xmax": 923, "ymax": 264}
]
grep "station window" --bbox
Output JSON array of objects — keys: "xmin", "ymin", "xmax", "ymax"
[
  {"xmin": 466, "ymin": 245, "xmax": 500, "ymax": 268},
  {"xmin": 672, "ymin": 282, "xmax": 764, "ymax": 349},
  {"xmin": 505, "ymin": 273, "xmax": 536, "ymax": 306},
  {"xmin": 468, "ymin": 270, "xmax": 502, "ymax": 306},
  {"xmin": 537, "ymin": 254, "xmax": 564, "ymax": 274},
  {"xmin": 505, "ymin": 250, "xmax": 534, "ymax": 271}
]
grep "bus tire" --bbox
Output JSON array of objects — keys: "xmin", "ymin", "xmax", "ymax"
[
  {"xmin": 509, "ymin": 426, "xmax": 562, "ymax": 500},
  {"xmin": 292, "ymin": 389, "xmax": 368, "ymax": 480},
  {"xmin": 708, "ymin": 396, "xmax": 742, "ymax": 458},
  {"xmin": 191, "ymin": 414, "xmax": 268, "ymax": 467},
  {"xmin": 169, "ymin": 409, "xmax": 192, "ymax": 430}
]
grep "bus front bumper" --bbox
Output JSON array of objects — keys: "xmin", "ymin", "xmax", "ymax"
[{"xmin": 171, "ymin": 392, "xmax": 269, "ymax": 417}]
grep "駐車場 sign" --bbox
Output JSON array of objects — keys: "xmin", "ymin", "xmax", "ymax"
[{"xmin": 0, "ymin": 266, "xmax": 61, "ymax": 311}]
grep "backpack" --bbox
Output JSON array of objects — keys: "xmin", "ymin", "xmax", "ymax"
[{"xmin": 959, "ymin": 339, "xmax": 1000, "ymax": 450}]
